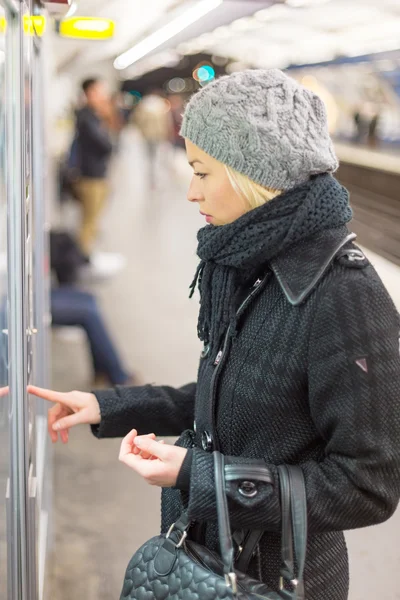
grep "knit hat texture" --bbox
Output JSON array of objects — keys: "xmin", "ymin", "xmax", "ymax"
[{"xmin": 180, "ymin": 69, "xmax": 338, "ymax": 191}]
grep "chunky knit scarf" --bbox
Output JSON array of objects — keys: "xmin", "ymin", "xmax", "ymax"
[{"xmin": 189, "ymin": 174, "xmax": 352, "ymax": 357}]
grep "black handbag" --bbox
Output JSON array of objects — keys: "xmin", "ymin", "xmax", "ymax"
[{"xmin": 120, "ymin": 452, "xmax": 307, "ymax": 599}]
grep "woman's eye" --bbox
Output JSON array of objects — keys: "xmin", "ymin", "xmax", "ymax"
[{"xmin": 194, "ymin": 172, "xmax": 206, "ymax": 180}]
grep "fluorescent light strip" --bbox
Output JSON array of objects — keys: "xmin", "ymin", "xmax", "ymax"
[
  {"xmin": 285, "ymin": 0, "xmax": 331, "ymax": 6},
  {"xmin": 114, "ymin": 0, "xmax": 223, "ymax": 70}
]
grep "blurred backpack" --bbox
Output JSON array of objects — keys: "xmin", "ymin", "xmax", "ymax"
[
  {"xmin": 58, "ymin": 136, "xmax": 81, "ymax": 203},
  {"xmin": 50, "ymin": 231, "xmax": 89, "ymax": 284}
]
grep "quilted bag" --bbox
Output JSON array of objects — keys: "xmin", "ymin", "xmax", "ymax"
[{"xmin": 120, "ymin": 452, "xmax": 307, "ymax": 599}]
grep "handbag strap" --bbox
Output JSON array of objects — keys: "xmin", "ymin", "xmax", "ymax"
[
  {"xmin": 289, "ymin": 465, "xmax": 307, "ymax": 598},
  {"xmin": 214, "ymin": 452, "xmax": 235, "ymax": 579},
  {"xmin": 278, "ymin": 464, "xmax": 295, "ymax": 583},
  {"xmin": 234, "ymin": 528, "xmax": 264, "ymax": 572},
  {"xmin": 277, "ymin": 465, "xmax": 307, "ymax": 599},
  {"xmin": 213, "ymin": 452, "xmax": 307, "ymax": 598}
]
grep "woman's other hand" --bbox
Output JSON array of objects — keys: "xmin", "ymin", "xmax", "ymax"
[
  {"xmin": 28, "ymin": 385, "xmax": 101, "ymax": 444},
  {"xmin": 119, "ymin": 429, "xmax": 187, "ymax": 487}
]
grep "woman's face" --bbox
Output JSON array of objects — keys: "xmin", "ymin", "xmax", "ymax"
[{"xmin": 185, "ymin": 139, "xmax": 249, "ymax": 226}]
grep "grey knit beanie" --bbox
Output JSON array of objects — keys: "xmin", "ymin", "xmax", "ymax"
[{"xmin": 180, "ymin": 69, "xmax": 338, "ymax": 191}]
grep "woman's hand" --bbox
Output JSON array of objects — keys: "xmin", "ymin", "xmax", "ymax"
[
  {"xmin": 27, "ymin": 385, "xmax": 101, "ymax": 444},
  {"xmin": 119, "ymin": 429, "xmax": 187, "ymax": 488}
]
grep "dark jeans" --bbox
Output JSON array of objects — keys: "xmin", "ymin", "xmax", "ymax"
[{"xmin": 51, "ymin": 287, "xmax": 129, "ymax": 385}]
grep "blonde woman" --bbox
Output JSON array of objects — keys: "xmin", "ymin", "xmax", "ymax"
[{"xmin": 29, "ymin": 69, "xmax": 400, "ymax": 600}]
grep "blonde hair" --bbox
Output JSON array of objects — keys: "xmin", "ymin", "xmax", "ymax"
[{"xmin": 225, "ymin": 165, "xmax": 281, "ymax": 209}]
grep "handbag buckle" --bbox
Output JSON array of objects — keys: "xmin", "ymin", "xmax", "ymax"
[
  {"xmin": 279, "ymin": 576, "xmax": 298, "ymax": 590},
  {"xmin": 225, "ymin": 572, "xmax": 238, "ymax": 594},
  {"xmin": 166, "ymin": 523, "xmax": 188, "ymax": 549}
]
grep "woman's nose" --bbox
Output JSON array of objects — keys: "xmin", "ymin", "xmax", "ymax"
[{"xmin": 187, "ymin": 177, "xmax": 203, "ymax": 203}]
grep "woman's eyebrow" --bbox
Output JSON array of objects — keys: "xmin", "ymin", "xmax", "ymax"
[{"xmin": 189, "ymin": 160, "xmax": 203, "ymax": 167}]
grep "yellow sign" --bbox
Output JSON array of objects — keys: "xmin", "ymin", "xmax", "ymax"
[
  {"xmin": 59, "ymin": 17, "xmax": 115, "ymax": 40},
  {"xmin": 24, "ymin": 16, "xmax": 46, "ymax": 36},
  {"xmin": 0, "ymin": 15, "xmax": 46, "ymax": 37}
]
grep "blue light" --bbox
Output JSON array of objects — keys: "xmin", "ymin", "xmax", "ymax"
[{"xmin": 197, "ymin": 65, "xmax": 215, "ymax": 82}]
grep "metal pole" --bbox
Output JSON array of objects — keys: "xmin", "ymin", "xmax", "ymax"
[
  {"xmin": 32, "ymin": 35, "xmax": 51, "ymax": 600},
  {"xmin": 5, "ymin": 2, "xmax": 30, "ymax": 598}
]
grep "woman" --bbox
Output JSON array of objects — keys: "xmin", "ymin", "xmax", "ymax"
[{"xmin": 29, "ymin": 69, "xmax": 400, "ymax": 600}]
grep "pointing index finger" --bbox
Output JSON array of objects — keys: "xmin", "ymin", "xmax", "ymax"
[{"xmin": 28, "ymin": 385, "xmax": 71, "ymax": 405}]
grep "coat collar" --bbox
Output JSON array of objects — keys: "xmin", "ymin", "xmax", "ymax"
[{"xmin": 270, "ymin": 227, "xmax": 356, "ymax": 306}]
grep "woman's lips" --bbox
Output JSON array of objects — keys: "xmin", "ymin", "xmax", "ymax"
[{"xmin": 200, "ymin": 211, "xmax": 212, "ymax": 223}]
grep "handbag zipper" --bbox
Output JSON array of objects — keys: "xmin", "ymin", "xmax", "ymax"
[
  {"xmin": 184, "ymin": 543, "xmax": 248, "ymax": 593},
  {"xmin": 185, "ymin": 542, "xmax": 217, "ymax": 572}
]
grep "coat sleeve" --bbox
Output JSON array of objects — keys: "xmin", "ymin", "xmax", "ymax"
[
  {"xmin": 91, "ymin": 382, "xmax": 196, "ymax": 439},
  {"xmin": 187, "ymin": 267, "xmax": 400, "ymax": 534}
]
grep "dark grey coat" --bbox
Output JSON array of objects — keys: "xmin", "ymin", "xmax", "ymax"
[
  {"xmin": 92, "ymin": 227, "xmax": 400, "ymax": 600},
  {"xmin": 75, "ymin": 106, "xmax": 112, "ymax": 178}
]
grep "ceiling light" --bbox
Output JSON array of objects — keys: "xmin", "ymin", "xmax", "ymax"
[
  {"xmin": 176, "ymin": 42, "xmax": 192, "ymax": 54},
  {"xmin": 212, "ymin": 26, "xmax": 231, "ymax": 39},
  {"xmin": 176, "ymin": 37, "xmax": 205, "ymax": 55},
  {"xmin": 230, "ymin": 17, "xmax": 263, "ymax": 31},
  {"xmin": 212, "ymin": 55, "xmax": 229, "ymax": 66},
  {"xmin": 255, "ymin": 9, "xmax": 273, "ymax": 22},
  {"xmin": 225, "ymin": 61, "xmax": 248, "ymax": 74},
  {"xmin": 183, "ymin": 44, "xmax": 205, "ymax": 55},
  {"xmin": 59, "ymin": 17, "xmax": 115, "ymax": 39},
  {"xmin": 285, "ymin": 0, "xmax": 331, "ymax": 6},
  {"xmin": 230, "ymin": 18, "xmax": 259, "ymax": 31},
  {"xmin": 196, "ymin": 33, "xmax": 216, "ymax": 47},
  {"xmin": 163, "ymin": 51, "xmax": 182, "ymax": 68},
  {"xmin": 114, "ymin": 0, "xmax": 223, "ymax": 70},
  {"xmin": 359, "ymin": 39, "xmax": 400, "ymax": 55},
  {"xmin": 262, "ymin": 4, "xmax": 291, "ymax": 18},
  {"xmin": 125, "ymin": 50, "xmax": 181, "ymax": 79},
  {"xmin": 168, "ymin": 77, "xmax": 186, "ymax": 93}
]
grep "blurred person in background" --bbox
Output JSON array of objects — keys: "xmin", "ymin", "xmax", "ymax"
[
  {"xmin": 168, "ymin": 93, "xmax": 186, "ymax": 150},
  {"xmin": 29, "ymin": 70, "xmax": 400, "ymax": 600},
  {"xmin": 132, "ymin": 92, "xmax": 174, "ymax": 190},
  {"xmin": 74, "ymin": 78, "xmax": 114, "ymax": 256},
  {"xmin": 50, "ymin": 230, "xmax": 135, "ymax": 388},
  {"xmin": 352, "ymin": 105, "xmax": 367, "ymax": 143},
  {"xmin": 352, "ymin": 102, "xmax": 380, "ymax": 147},
  {"xmin": 366, "ymin": 103, "xmax": 380, "ymax": 148},
  {"xmin": 111, "ymin": 91, "xmax": 131, "ymax": 129}
]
